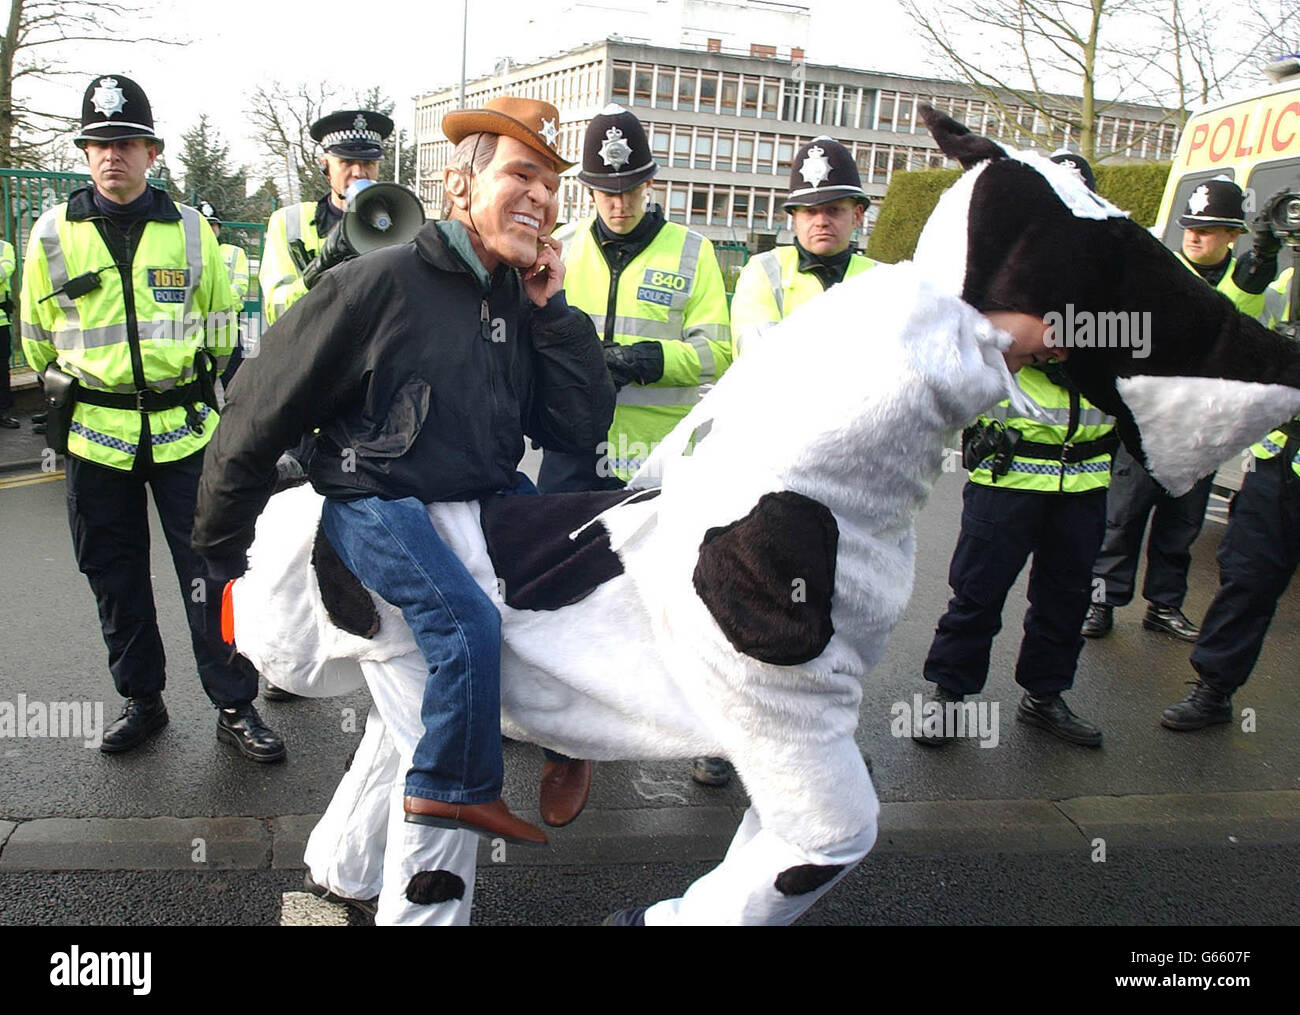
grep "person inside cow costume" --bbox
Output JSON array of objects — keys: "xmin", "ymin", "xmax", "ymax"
[{"xmin": 205, "ymin": 107, "xmax": 1300, "ymax": 925}]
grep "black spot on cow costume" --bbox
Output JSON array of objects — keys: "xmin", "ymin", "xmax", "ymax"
[{"xmin": 223, "ymin": 108, "xmax": 1300, "ymax": 925}]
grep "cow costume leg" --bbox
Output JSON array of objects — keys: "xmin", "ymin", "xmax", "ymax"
[{"xmin": 303, "ymin": 708, "xmax": 394, "ymax": 902}]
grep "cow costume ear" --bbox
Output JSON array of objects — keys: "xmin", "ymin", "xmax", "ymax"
[{"xmin": 918, "ymin": 104, "xmax": 1006, "ymax": 168}]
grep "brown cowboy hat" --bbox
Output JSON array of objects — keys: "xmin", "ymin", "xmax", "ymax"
[{"xmin": 442, "ymin": 96, "xmax": 575, "ymax": 173}]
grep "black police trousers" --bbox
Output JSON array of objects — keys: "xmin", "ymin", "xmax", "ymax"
[
  {"xmin": 1191, "ymin": 454, "xmax": 1300, "ymax": 694},
  {"xmin": 924, "ymin": 481, "xmax": 1107, "ymax": 696},
  {"xmin": 66, "ymin": 448, "xmax": 257, "ymax": 707},
  {"xmin": 1091, "ymin": 445, "xmax": 1213, "ymax": 609}
]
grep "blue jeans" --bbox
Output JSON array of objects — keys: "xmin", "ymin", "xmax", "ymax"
[{"xmin": 321, "ymin": 495, "xmax": 504, "ymax": 804}]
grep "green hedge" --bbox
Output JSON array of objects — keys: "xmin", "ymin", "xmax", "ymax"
[{"xmin": 865, "ymin": 161, "xmax": 1172, "ymax": 264}]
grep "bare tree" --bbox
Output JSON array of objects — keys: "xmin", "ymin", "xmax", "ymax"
[
  {"xmin": 901, "ymin": 0, "xmax": 1127, "ymax": 160},
  {"xmin": 1, "ymin": 0, "xmax": 181, "ymax": 168},
  {"xmin": 247, "ymin": 81, "xmax": 414, "ymax": 205}
]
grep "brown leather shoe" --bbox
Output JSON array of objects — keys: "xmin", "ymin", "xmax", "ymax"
[
  {"xmin": 539, "ymin": 758, "xmax": 593, "ymax": 827},
  {"xmin": 403, "ymin": 796, "xmax": 547, "ymax": 845}
]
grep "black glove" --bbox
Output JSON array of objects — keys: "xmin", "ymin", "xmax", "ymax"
[
  {"xmin": 603, "ymin": 340, "xmax": 665, "ymax": 389},
  {"xmin": 1251, "ymin": 190, "xmax": 1287, "ymax": 260},
  {"xmin": 300, "ymin": 226, "xmax": 355, "ymax": 290}
]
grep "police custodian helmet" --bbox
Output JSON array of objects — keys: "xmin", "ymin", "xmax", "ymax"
[
  {"xmin": 1177, "ymin": 177, "xmax": 1248, "ymax": 230},
  {"xmin": 578, "ymin": 104, "xmax": 657, "ymax": 193},
  {"xmin": 74, "ymin": 74, "xmax": 163, "ymax": 151},
  {"xmin": 310, "ymin": 110, "xmax": 394, "ymax": 161},
  {"xmin": 783, "ymin": 136, "xmax": 868, "ymax": 211}
]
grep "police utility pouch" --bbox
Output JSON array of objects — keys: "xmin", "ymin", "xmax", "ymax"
[{"xmin": 41, "ymin": 365, "xmax": 79, "ymax": 454}]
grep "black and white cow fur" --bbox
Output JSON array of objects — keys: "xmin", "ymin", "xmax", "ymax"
[{"xmin": 225, "ymin": 109, "xmax": 1300, "ymax": 925}]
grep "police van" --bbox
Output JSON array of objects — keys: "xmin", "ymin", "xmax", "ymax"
[{"xmin": 1153, "ymin": 56, "xmax": 1300, "ymax": 498}]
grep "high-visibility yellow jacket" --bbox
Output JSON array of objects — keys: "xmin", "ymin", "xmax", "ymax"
[
  {"xmin": 259, "ymin": 201, "xmax": 325, "ymax": 325},
  {"xmin": 220, "ymin": 242, "xmax": 249, "ymax": 312},
  {"xmin": 1251, "ymin": 267, "xmax": 1299, "ymax": 475},
  {"xmin": 1177, "ymin": 251, "xmax": 1267, "ymax": 319},
  {"xmin": 0, "ymin": 239, "xmax": 15, "ymax": 328},
  {"xmin": 561, "ymin": 216, "xmax": 731, "ymax": 481},
  {"xmin": 968, "ymin": 365, "xmax": 1116, "ymax": 494},
  {"xmin": 730, "ymin": 244, "xmax": 876, "ymax": 355},
  {"xmin": 20, "ymin": 187, "xmax": 237, "ymax": 471}
]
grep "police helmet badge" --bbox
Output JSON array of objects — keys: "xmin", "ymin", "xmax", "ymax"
[
  {"xmin": 353, "ymin": 113, "xmax": 368, "ymax": 132},
  {"xmin": 799, "ymin": 145, "xmax": 832, "ymax": 189},
  {"xmin": 598, "ymin": 125, "xmax": 632, "ymax": 171},
  {"xmin": 91, "ymin": 77, "xmax": 127, "ymax": 118},
  {"xmin": 1187, "ymin": 185, "xmax": 1210, "ymax": 216}
]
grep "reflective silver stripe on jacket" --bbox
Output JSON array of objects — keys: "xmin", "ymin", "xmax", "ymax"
[
  {"xmin": 1264, "ymin": 284, "xmax": 1289, "ymax": 325},
  {"xmin": 285, "ymin": 205, "xmax": 304, "ymax": 246},
  {"xmin": 179, "ymin": 204, "xmax": 205, "ymax": 315},
  {"xmin": 34, "ymin": 213, "xmax": 81, "ymax": 329},
  {"xmin": 758, "ymin": 251, "xmax": 784, "ymax": 316},
  {"xmin": 982, "ymin": 403, "xmax": 1110, "ymax": 428},
  {"xmin": 616, "ymin": 385, "xmax": 702, "ymax": 407}
]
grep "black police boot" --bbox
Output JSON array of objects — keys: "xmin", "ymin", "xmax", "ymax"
[
  {"xmin": 691, "ymin": 756, "xmax": 732, "ymax": 786},
  {"xmin": 216, "ymin": 703, "xmax": 286, "ymax": 762},
  {"xmin": 1016, "ymin": 692, "xmax": 1102, "ymax": 747},
  {"xmin": 1160, "ymin": 678, "xmax": 1233, "ymax": 731},
  {"xmin": 0, "ymin": 413, "xmax": 19, "ymax": 429},
  {"xmin": 912, "ymin": 684, "xmax": 964, "ymax": 748},
  {"xmin": 1081, "ymin": 603, "xmax": 1113, "ymax": 638},
  {"xmin": 1143, "ymin": 604, "xmax": 1200, "ymax": 642},
  {"xmin": 31, "ymin": 411, "xmax": 48, "ymax": 424},
  {"xmin": 262, "ymin": 681, "xmax": 303, "ymax": 702},
  {"xmin": 100, "ymin": 694, "xmax": 169, "ymax": 754}
]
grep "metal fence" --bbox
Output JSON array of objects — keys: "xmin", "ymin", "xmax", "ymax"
[{"xmin": 3, "ymin": 169, "xmax": 265, "ymax": 372}]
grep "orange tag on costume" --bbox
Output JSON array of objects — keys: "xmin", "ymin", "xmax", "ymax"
[{"xmin": 221, "ymin": 579, "xmax": 237, "ymax": 645}]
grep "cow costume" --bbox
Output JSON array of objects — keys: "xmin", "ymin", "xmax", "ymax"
[{"xmin": 222, "ymin": 109, "xmax": 1300, "ymax": 925}]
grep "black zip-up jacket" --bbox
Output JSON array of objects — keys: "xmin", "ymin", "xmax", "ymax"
[{"xmin": 193, "ymin": 219, "xmax": 616, "ymax": 560}]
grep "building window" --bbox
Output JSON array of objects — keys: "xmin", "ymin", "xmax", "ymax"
[
  {"xmin": 716, "ymin": 132, "xmax": 734, "ymax": 170},
  {"xmin": 613, "ymin": 64, "xmax": 631, "ymax": 103},
  {"xmin": 897, "ymin": 96, "xmax": 913, "ymax": 132},
  {"xmin": 669, "ymin": 186, "xmax": 687, "ymax": 223},
  {"xmin": 651, "ymin": 127, "xmax": 670, "ymax": 163},
  {"xmin": 700, "ymin": 72, "xmax": 718, "ymax": 113},
  {"xmin": 679, "ymin": 70, "xmax": 697, "ymax": 111},
  {"xmin": 633, "ymin": 68, "xmax": 652, "ymax": 106},
  {"xmin": 801, "ymin": 84, "xmax": 821, "ymax": 124},
  {"xmin": 690, "ymin": 189, "xmax": 708, "ymax": 225},
  {"xmin": 674, "ymin": 129, "xmax": 692, "ymax": 168},
  {"xmin": 761, "ymin": 79, "xmax": 778, "ymax": 119},
  {"xmin": 783, "ymin": 83, "xmax": 800, "ymax": 121},
  {"xmin": 751, "ymin": 43, "xmax": 776, "ymax": 58},
  {"xmin": 877, "ymin": 93, "xmax": 895, "ymax": 130},
  {"xmin": 742, "ymin": 79, "xmax": 759, "ymax": 117},
  {"xmin": 657, "ymin": 67, "xmax": 675, "ymax": 108},
  {"xmin": 754, "ymin": 193, "xmax": 771, "ymax": 228},
  {"xmin": 873, "ymin": 148, "xmax": 889, "ymax": 183},
  {"xmin": 757, "ymin": 137, "xmax": 774, "ymax": 172},
  {"xmin": 737, "ymin": 135, "xmax": 755, "ymax": 171},
  {"xmin": 721, "ymin": 74, "xmax": 740, "ymax": 116},
  {"xmin": 733, "ymin": 189, "xmax": 750, "ymax": 226},
  {"xmin": 855, "ymin": 146, "xmax": 871, "ymax": 173},
  {"xmin": 711, "ymin": 187, "xmax": 729, "ymax": 224},
  {"xmin": 694, "ymin": 130, "xmax": 713, "ymax": 169},
  {"xmin": 776, "ymin": 139, "xmax": 794, "ymax": 173}
]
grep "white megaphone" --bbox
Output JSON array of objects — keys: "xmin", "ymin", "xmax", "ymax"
[{"xmin": 302, "ymin": 179, "xmax": 426, "ymax": 288}]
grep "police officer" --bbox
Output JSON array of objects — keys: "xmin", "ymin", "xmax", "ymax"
[
  {"xmin": 1083, "ymin": 178, "xmax": 1280, "ymax": 642},
  {"xmin": 256, "ymin": 108, "xmax": 392, "ymax": 701},
  {"xmin": 20, "ymin": 74, "xmax": 284, "ymax": 761},
  {"xmin": 1164, "ymin": 266, "xmax": 1295, "ymax": 728},
  {"xmin": 202, "ymin": 207, "xmax": 250, "ymax": 385},
  {"xmin": 258, "ymin": 108, "xmax": 393, "ymax": 325},
  {"xmin": 538, "ymin": 104, "xmax": 732, "ymax": 789},
  {"xmin": 915, "ymin": 157, "xmax": 1116, "ymax": 749},
  {"xmin": 0, "ymin": 236, "xmax": 17, "ymax": 428},
  {"xmin": 730, "ymin": 136, "xmax": 877, "ymax": 355}
]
